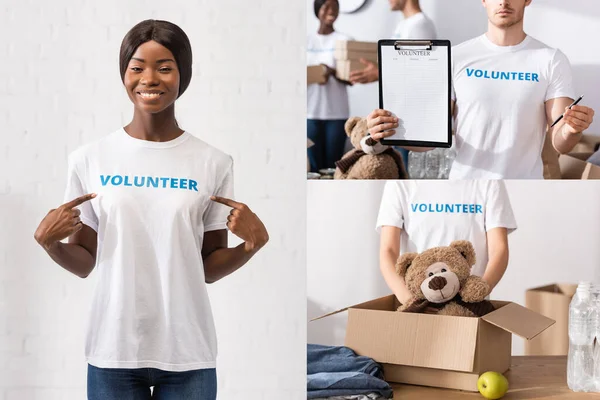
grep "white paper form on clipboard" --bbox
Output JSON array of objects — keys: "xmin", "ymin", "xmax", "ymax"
[{"xmin": 378, "ymin": 40, "xmax": 452, "ymax": 148}]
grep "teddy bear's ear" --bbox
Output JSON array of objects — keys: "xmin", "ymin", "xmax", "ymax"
[
  {"xmin": 450, "ymin": 240, "xmax": 476, "ymax": 266},
  {"xmin": 395, "ymin": 253, "xmax": 418, "ymax": 277},
  {"xmin": 344, "ymin": 117, "xmax": 362, "ymax": 138}
]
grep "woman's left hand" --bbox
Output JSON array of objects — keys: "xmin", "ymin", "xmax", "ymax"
[{"xmin": 210, "ymin": 196, "xmax": 269, "ymax": 252}]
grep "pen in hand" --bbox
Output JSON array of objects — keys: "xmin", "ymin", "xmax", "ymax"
[{"xmin": 550, "ymin": 95, "xmax": 584, "ymax": 128}]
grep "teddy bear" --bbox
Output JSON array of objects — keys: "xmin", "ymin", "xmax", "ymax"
[
  {"xmin": 334, "ymin": 117, "xmax": 408, "ymax": 180},
  {"xmin": 395, "ymin": 240, "xmax": 495, "ymax": 317}
]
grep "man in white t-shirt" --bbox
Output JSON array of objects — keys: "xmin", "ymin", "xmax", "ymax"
[
  {"xmin": 377, "ymin": 180, "xmax": 517, "ymax": 305},
  {"xmin": 349, "ymin": 0, "xmax": 436, "ymax": 85},
  {"xmin": 366, "ymin": 0, "xmax": 595, "ymax": 179}
]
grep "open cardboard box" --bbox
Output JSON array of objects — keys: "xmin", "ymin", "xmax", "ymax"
[
  {"xmin": 314, "ymin": 295, "xmax": 555, "ymax": 392},
  {"xmin": 525, "ymin": 283, "xmax": 577, "ymax": 356}
]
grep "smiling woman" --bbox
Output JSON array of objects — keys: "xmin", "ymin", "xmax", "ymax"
[
  {"xmin": 32, "ymin": 19, "xmax": 269, "ymax": 400},
  {"xmin": 119, "ymin": 20, "xmax": 192, "ymax": 138}
]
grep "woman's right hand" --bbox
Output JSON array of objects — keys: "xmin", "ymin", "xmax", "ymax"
[
  {"xmin": 366, "ymin": 109, "xmax": 399, "ymax": 141},
  {"xmin": 34, "ymin": 193, "xmax": 96, "ymax": 250}
]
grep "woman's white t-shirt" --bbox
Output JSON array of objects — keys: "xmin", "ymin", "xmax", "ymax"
[
  {"xmin": 307, "ymin": 31, "xmax": 351, "ymax": 120},
  {"xmin": 64, "ymin": 128, "xmax": 233, "ymax": 371},
  {"xmin": 376, "ymin": 180, "xmax": 517, "ymax": 277}
]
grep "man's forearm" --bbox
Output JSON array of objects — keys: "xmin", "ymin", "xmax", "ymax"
[
  {"xmin": 552, "ymin": 123, "xmax": 582, "ymax": 154},
  {"xmin": 41, "ymin": 242, "xmax": 95, "ymax": 278},
  {"xmin": 203, "ymin": 243, "xmax": 261, "ymax": 284}
]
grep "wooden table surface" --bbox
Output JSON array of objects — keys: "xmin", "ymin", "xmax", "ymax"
[{"xmin": 392, "ymin": 356, "xmax": 600, "ymax": 399}]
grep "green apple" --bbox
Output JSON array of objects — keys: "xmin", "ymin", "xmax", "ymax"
[{"xmin": 477, "ymin": 371, "xmax": 509, "ymax": 399}]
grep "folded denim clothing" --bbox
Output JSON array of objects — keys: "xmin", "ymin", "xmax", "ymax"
[
  {"xmin": 313, "ymin": 392, "xmax": 383, "ymax": 400},
  {"xmin": 307, "ymin": 344, "xmax": 393, "ymax": 399}
]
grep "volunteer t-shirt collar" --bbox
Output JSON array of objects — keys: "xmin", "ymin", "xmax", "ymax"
[
  {"xmin": 120, "ymin": 128, "xmax": 191, "ymax": 149},
  {"xmin": 480, "ymin": 33, "xmax": 531, "ymax": 53}
]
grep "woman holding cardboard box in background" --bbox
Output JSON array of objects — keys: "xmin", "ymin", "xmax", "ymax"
[
  {"xmin": 377, "ymin": 180, "xmax": 516, "ymax": 305},
  {"xmin": 307, "ymin": 0, "xmax": 353, "ymax": 173}
]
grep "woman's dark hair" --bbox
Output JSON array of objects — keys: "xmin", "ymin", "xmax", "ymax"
[
  {"xmin": 314, "ymin": 0, "xmax": 338, "ymax": 18},
  {"xmin": 119, "ymin": 20, "xmax": 193, "ymax": 98}
]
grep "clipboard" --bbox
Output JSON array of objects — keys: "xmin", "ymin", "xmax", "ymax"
[{"xmin": 378, "ymin": 39, "xmax": 452, "ymax": 148}]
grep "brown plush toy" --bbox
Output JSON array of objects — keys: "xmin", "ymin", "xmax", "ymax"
[
  {"xmin": 396, "ymin": 240, "xmax": 494, "ymax": 317},
  {"xmin": 334, "ymin": 117, "xmax": 408, "ymax": 180}
]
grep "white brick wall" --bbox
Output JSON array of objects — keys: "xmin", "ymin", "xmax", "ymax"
[{"xmin": 0, "ymin": 1, "xmax": 306, "ymax": 399}]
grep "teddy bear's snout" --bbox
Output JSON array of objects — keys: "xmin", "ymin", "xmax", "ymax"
[{"xmin": 428, "ymin": 276, "xmax": 447, "ymax": 291}]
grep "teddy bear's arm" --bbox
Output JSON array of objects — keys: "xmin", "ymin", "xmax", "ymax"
[
  {"xmin": 360, "ymin": 136, "xmax": 389, "ymax": 155},
  {"xmin": 459, "ymin": 275, "xmax": 490, "ymax": 303},
  {"xmin": 398, "ymin": 298, "xmax": 430, "ymax": 313}
]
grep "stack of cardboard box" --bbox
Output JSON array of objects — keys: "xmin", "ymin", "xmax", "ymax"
[{"xmin": 334, "ymin": 40, "xmax": 378, "ymax": 81}]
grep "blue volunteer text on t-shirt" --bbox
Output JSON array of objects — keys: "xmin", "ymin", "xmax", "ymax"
[
  {"xmin": 466, "ymin": 68, "xmax": 539, "ymax": 82},
  {"xmin": 100, "ymin": 175, "xmax": 198, "ymax": 191},
  {"xmin": 411, "ymin": 203, "xmax": 483, "ymax": 214}
]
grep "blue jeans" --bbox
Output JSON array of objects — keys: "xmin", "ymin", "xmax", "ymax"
[
  {"xmin": 395, "ymin": 147, "xmax": 410, "ymax": 173},
  {"xmin": 307, "ymin": 119, "xmax": 347, "ymax": 172},
  {"xmin": 87, "ymin": 364, "xmax": 217, "ymax": 400}
]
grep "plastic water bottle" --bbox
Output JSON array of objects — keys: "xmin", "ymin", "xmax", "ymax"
[
  {"xmin": 408, "ymin": 151, "xmax": 425, "ymax": 179},
  {"xmin": 438, "ymin": 146, "xmax": 456, "ymax": 179},
  {"xmin": 424, "ymin": 149, "xmax": 441, "ymax": 179},
  {"xmin": 592, "ymin": 284, "xmax": 600, "ymax": 391},
  {"xmin": 568, "ymin": 282, "xmax": 595, "ymax": 392}
]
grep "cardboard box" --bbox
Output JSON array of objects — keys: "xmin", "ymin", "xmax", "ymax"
[
  {"xmin": 559, "ymin": 152, "xmax": 600, "ymax": 179},
  {"xmin": 335, "ymin": 59, "xmax": 378, "ymax": 81},
  {"xmin": 334, "ymin": 48, "xmax": 378, "ymax": 64},
  {"xmin": 335, "ymin": 39, "xmax": 377, "ymax": 53},
  {"xmin": 525, "ymin": 284, "xmax": 577, "ymax": 356},
  {"xmin": 314, "ymin": 295, "xmax": 555, "ymax": 392},
  {"xmin": 307, "ymin": 64, "xmax": 328, "ymax": 85},
  {"xmin": 572, "ymin": 134, "xmax": 600, "ymax": 153},
  {"xmin": 336, "ymin": 60, "xmax": 362, "ymax": 81}
]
